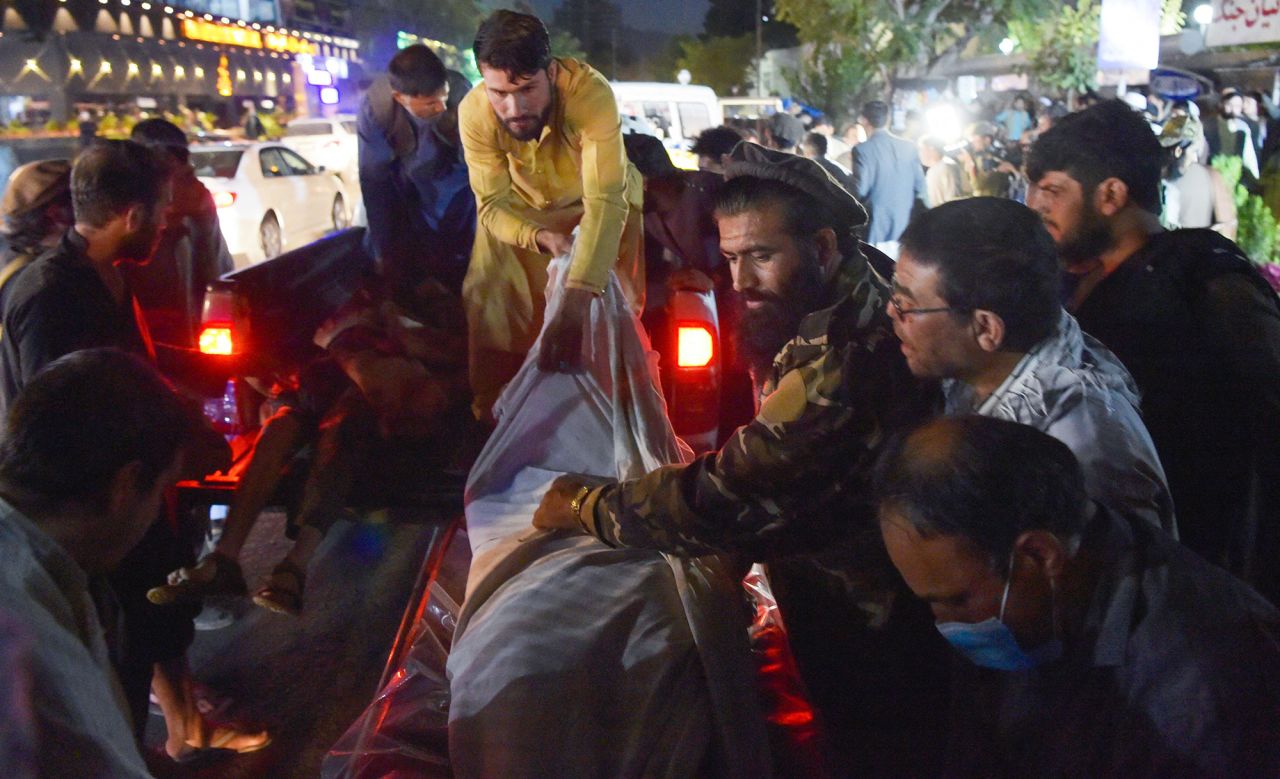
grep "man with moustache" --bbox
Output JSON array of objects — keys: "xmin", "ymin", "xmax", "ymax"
[
  {"xmin": 459, "ymin": 10, "xmax": 644, "ymax": 419},
  {"xmin": 534, "ymin": 142, "xmax": 950, "ymax": 772},
  {"xmin": 1026, "ymin": 99, "xmax": 1280, "ymax": 604}
]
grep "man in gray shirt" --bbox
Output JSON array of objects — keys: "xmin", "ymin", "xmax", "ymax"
[
  {"xmin": 0, "ymin": 349, "xmax": 203, "ymax": 778},
  {"xmin": 852, "ymin": 100, "xmax": 926, "ymax": 259}
]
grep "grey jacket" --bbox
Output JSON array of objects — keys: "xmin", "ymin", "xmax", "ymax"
[{"xmin": 945, "ymin": 311, "xmax": 1177, "ymax": 536}]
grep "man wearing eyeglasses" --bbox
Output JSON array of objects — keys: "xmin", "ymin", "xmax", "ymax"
[{"xmin": 887, "ymin": 197, "xmax": 1174, "ymax": 535}]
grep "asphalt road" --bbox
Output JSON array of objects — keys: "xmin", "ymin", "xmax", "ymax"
[{"xmin": 142, "ymin": 507, "xmax": 452, "ymax": 778}]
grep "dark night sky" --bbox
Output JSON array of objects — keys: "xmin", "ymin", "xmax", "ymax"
[{"xmin": 528, "ymin": 0, "xmax": 710, "ymax": 34}]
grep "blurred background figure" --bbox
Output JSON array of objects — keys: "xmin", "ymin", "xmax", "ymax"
[
  {"xmin": 918, "ymin": 136, "xmax": 970, "ymax": 207},
  {"xmin": 1160, "ymin": 114, "xmax": 1237, "ymax": 239},
  {"xmin": 0, "ymin": 160, "xmax": 73, "ymax": 313}
]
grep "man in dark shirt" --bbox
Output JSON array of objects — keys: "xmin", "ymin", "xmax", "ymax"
[
  {"xmin": 129, "ymin": 118, "xmax": 234, "ymax": 348},
  {"xmin": 0, "ymin": 141, "xmax": 167, "ymax": 404},
  {"xmin": 359, "ymin": 44, "xmax": 475, "ymax": 294},
  {"xmin": 1026, "ymin": 100, "xmax": 1280, "ymax": 605},
  {"xmin": 0, "ymin": 141, "xmax": 266, "ymax": 761},
  {"xmin": 877, "ymin": 415, "xmax": 1280, "ymax": 777},
  {"xmin": 800, "ymin": 131, "xmax": 856, "ymax": 195}
]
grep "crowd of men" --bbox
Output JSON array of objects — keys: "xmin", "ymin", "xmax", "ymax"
[{"xmin": 1, "ymin": 7, "xmax": 1278, "ymax": 776}]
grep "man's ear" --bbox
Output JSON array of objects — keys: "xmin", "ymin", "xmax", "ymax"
[
  {"xmin": 1093, "ymin": 177, "xmax": 1130, "ymax": 216},
  {"xmin": 106, "ymin": 460, "xmax": 145, "ymax": 520},
  {"xmin": 1013, "ymin": 530, "xmax": 1069, "ymax": 579},
  {"xmin": 122, "ymin": 203, "xmax": 148, "ymax": 233},
  {"xmin": 970, "ymin": 309, "xmax": 1006, "ymax": 353},
  {"xmin": 814, "ymin": 227, "xmax": 840, "ymax": 278},
  {"xmin": 546, "ymin": 60, "xmax": 559, "ymax": 83}
]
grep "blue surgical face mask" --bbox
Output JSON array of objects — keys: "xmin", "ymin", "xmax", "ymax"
[{"xmin": 935, "ymin": 552, "xmax": 1062, "ymax": 671}]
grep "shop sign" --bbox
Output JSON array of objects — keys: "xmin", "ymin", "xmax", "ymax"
[
  {"xmin": 1206, "ymin": 0, "xmax": 1280, "ymax": 45},
  {"xmin": 182, "ymin": 18, "xmax": 317, "ymax": 55}
]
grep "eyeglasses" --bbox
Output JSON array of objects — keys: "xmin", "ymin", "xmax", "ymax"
[{"xmin": 887, "ymin": 276, "xmax": 962, "ymax": 319}]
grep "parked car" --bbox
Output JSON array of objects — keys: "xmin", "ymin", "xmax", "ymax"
[
  {"xmin": 191, "ymin": 141, "xmax": 351, "ymax": 267},
  {"xmin": 282, "ymin": 114, "xmax": 359, "ymax": 181}
]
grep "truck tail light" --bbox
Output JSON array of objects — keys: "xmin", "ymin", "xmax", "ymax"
[
  {"xmin": 676, "ymin": 324, "xmax": 715, "ymax": 368},
  {"xmin": 198, "ymin": 323, "xmax": 236, "ymax": 355},
  {"xmin": 212, "ymin": 191, "xmax": 237, "ymax": 209}
]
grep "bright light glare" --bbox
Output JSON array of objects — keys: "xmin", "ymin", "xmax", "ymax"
[
  {"xmin": 211, "ymin": 191, "xmax": 236, "ymax": 208},
  {"xmin": 924, "ymin": 104, "xmax": 964, "ymax": 144},
  {"xmin": 1192, "ymin": 3, "xmax": 1213, "ymax": 24},
  {"xmin": 199, "ymin": 325, "xmax": 235, "ymax": 355},
  {"xmin": 998, "ymin": 37, "xmax": 1016, "ymax": 55},
  {"xmin": 677, "ymin": 325, "xmax": 715, "ymax": 368}
]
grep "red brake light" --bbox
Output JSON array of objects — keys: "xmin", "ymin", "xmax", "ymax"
[
  {"xmin": 677, "ymin": 325, "xmax": 715, "ymax": 368},
  {"xmin": 199, "ymin": 324, "xmax": 235, "ymax": 355},
  {"xmin": 212, "ymin": 191, "xmax": 236, "ymax": 209}
]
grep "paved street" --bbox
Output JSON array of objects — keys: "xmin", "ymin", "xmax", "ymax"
[{"xmin": 143, "ymin": 508, "xmax": 454, "ymax": 778}]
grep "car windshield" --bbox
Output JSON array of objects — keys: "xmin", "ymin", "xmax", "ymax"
[
  {"xmin": 190, "ymin": 150, "xmax": 244, "ymax": 178},
  {"xmin": 285, "ymin": 123, "xmax": 332, "ymax": 136}
]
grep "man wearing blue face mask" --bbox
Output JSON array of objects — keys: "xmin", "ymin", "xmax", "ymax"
[{"xmin": 876, "ymin": 415, "xmax": 1280, "ymax": 777}]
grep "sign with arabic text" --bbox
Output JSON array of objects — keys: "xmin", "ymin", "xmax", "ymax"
[{"xmin": 1206, "ymin": 0, "xmax": 1280, "ymax": 45}]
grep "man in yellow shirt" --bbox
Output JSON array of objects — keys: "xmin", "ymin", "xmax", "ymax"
[{"xmin": 459, "ymin": 10, "xmax": 644, "ymax": 418}]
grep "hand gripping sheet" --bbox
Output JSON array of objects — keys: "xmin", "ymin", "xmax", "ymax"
[{"xmin": 448, "ymin": 257, "xmax": 770, "ymax": 778}]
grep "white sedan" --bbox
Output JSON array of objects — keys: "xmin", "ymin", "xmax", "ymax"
[
  {"xmin": 192, "ymin": 142, "xmax": 352, "ymax": 268},
  {"xmin": 282, "ymin": 114, "xmax": 359, "ymax": 180}
]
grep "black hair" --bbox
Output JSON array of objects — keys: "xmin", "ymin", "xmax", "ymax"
[
  {"xmin": 623, "ymin": 133, "xmax": 677, "ymax": 178},
  {"xmin": 875, "ymin": 415, "xmax": 1089, "ymax": 575},
  {"xmin": 473, "ymin": 10, "xmax": 552, "ymax": 77},
  {"xmin": 130, "ymin": 118, "xmax": 188, "ymax": 153},
  {"xmin": 70, "ymin": 140, "xmax": 168, "ymax": 228},
  {"xmin": 802, "ymin": 132, "xmax": 828, "ymax": 157},
  {"xmin": 859, "ymin": 100, "xmax": 890, "ymax": 129},
  {"xmin": 690, "ymin": 125, "xmax": 743, "ymax": 159},
  {"xmin": 1027, "ymin": 100, "xmax": 1162, "ymax": 214},
  {"xmin": 0, "ymin": 349, "xmax": 202, "ymax": 511},
  {"xmin": 899, "ymin": 198, "xmax": 1060, "ymax": 352},
  {"xmin": 715, "ymin": 176, "xmax": 858, "ymax": 258},
  {"xmin": 388, "ymin": 44, "xmax": 448, "ymax": 97}
]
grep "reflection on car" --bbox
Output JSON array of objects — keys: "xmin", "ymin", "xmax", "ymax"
[{"xmin": 191, "ymin": 142, "xmax": 351, "ymax": 268}]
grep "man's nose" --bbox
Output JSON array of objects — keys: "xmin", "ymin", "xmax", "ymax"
[{"xmin": 732, "ymin": 262, "xmax": 756, "ymax": 293}]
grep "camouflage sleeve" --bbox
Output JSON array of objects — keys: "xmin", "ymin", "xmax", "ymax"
[{"xmin": 583, "ymin": 338, "xmax": 878, "ymax": 559}]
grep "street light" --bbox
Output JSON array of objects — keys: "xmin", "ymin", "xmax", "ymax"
[{"xmin": 1192, "ymin": 3, "xmax": 1213, "ymax": 25}]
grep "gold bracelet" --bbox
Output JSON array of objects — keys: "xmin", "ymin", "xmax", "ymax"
[{"xmin": 569, "ymin": 484, "xmax": 593, "ymax": 535}]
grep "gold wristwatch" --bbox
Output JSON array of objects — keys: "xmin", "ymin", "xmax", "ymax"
[{"xmin": 569, "ymin": 484, "xmax": 593, "ymax": 534}]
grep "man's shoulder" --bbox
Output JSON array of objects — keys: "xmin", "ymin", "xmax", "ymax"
[
  {"xmin": 4, "ymin": 247, "xmax": 82, "ymax": 315},
  {"xmin": 1136, "ymin": 229, "xmax": 1278, "ymax": 309}
]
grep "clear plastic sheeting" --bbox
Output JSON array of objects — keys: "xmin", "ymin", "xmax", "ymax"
[
  {"xmin": 449, "ymin": 258, "xmax": 771, "ymax": 777},
  {"xmin": 321, "ymin": 524, "xmax": 471, "ymax": 779}
]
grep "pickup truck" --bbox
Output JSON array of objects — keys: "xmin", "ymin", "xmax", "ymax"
[{"xmin": 178, "ymin": 224, "xmax": 727, "ymax": 515}]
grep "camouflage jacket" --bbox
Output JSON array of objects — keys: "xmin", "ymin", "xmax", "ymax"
[{"xmin": 582, "ymin": 250, "xmax": 941, "ymax": 561}]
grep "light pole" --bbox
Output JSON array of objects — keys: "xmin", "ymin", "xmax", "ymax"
[{"xmin": 756, "ymin": 0, "xmax": 764, "ymax": 96}]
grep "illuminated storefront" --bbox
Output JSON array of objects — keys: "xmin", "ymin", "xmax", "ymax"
[{"xmin": 0, "ymin": 0, "xmax": 359, "ymax": 122}]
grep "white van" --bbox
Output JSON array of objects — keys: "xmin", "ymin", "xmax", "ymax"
[{"xmin": 611, "ymin": 82, "xmax": 722, "ymax": 168}]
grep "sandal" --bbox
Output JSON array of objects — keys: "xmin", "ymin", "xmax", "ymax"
[
  {"xmin": 252, "ymin": 559, "xmax": 306, "ymax": 616},
  {"xmin": 147, "ymin": 552, "xmax": 247, "ymax": 605},
  {"xmin": 172, "ymin": 724, "xmax": 272, "ymax": 763}
]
